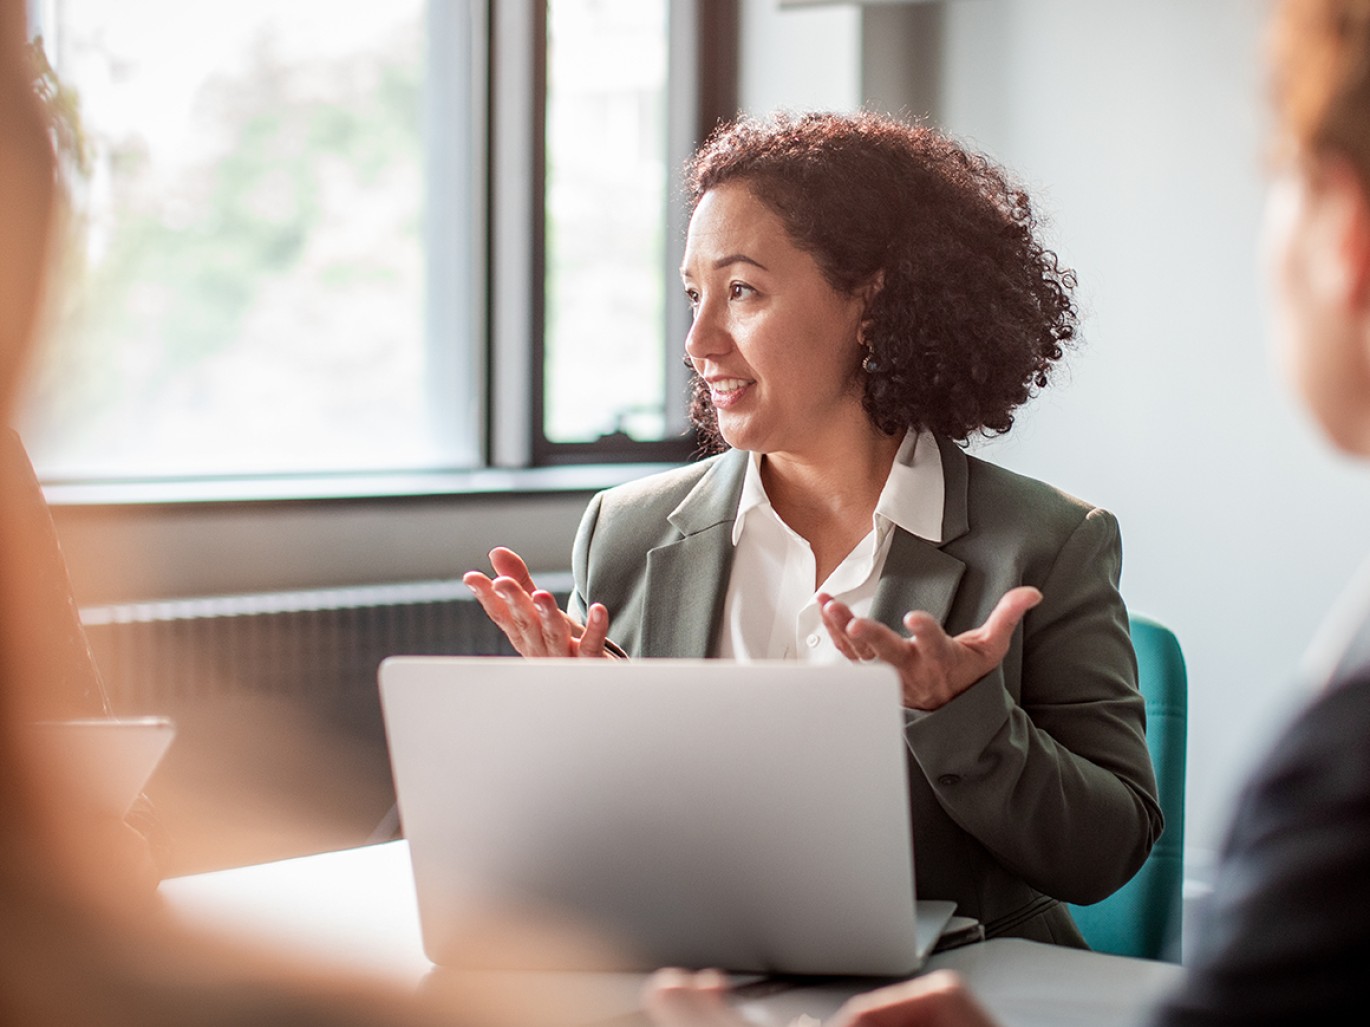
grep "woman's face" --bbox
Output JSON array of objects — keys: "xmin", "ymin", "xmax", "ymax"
[
  {"xmin": 1263, "ymin": 156, "xmax": 1370, "ymax": 455},
  {"xmin": 681, "ymin": 181, "xmax": 870, "ymax": 458}
]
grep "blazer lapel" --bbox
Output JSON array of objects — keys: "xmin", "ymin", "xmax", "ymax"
[
  {"xmin": 870, "ymin": 436, "xmax": 971, "ymax": 631},
  {"xmin": 871, "ymin": 532, "xmax": 967, "ymax": 631},
  {"xmin": 639, "ymin": 449, "xmax": 749, "ymax": 658}
]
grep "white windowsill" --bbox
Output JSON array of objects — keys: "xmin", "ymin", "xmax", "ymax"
[{"xmin": 42, "ymin": 462, "xmax": 682, "ymax": 508}]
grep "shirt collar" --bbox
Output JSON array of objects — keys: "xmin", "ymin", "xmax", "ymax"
[
  {"xmin": 878, "ymin": 429, "xmax": 945, "ymax": 543},
  {"xmin": 732, "ymin": 451, "xmax": 772, "ymax": 544},
  {"xmin": 731, "ymin": 430, "xmax": 945, "ymax": 546}
]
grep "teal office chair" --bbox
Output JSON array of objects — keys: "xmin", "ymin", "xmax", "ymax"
[{"xmin": 1068, "ymin": 614, "xmax": 1188, "ymax": 962}]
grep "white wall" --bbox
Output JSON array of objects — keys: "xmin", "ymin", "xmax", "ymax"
[
  {"xmin": 740, "ymin": 0, "xmax": 1370, "ymax": 857},
  {"xmin": 738, "ymin": 0, "xmax": 862, "ymax": 114}
]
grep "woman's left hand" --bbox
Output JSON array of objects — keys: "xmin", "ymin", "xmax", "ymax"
[{"xmin": 817, "ymin": 587, "xmax": 1042, "ymax": 711}]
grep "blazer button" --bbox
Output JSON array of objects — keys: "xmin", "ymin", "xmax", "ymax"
[{"xmin": 937, "ymin": 774, "xmax": 961, "ymax": 786}]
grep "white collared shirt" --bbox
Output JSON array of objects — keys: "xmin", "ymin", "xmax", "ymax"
[{"xmin": 715, "ymin": 430, "xmax": 945, "ymax": 662}]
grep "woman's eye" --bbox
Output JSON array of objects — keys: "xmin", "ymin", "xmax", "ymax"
[
  {"xmin": 728, "ymin": 282, "xmax": 753, "ymax": 300},
  {"xmin": 683, "ymin": 289, "xmax": 700, "ymax": 314}
]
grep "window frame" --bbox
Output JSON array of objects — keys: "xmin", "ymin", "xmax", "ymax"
[{"xmin": 495, "ymin": 0, "xmax": 739, "ymax": 468}]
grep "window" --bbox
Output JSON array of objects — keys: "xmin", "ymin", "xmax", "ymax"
[
  {"xmin": 25, "ymin": 1, "xmax": 736, "ymax": 489},
  {"xmin": 525, "ymin": 0, "xmax": 738, "ymax": 465},
  {"xmin": 542, "ymin": 0, "xmax": 670, "ymax": 449},
  {"xmin": 25, "ymin": 0, "xmax": 482, "ymax": 484}
]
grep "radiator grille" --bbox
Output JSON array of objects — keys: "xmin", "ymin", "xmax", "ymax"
[{"xmin": 77, "ymin": 575, "xmax": 574, "ymax": 873}]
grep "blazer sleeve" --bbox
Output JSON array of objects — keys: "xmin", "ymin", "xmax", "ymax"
[{"xmin": 905, "ymin": 507, "xmax": 1163, "ymax": 905}]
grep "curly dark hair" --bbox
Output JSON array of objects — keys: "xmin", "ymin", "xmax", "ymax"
[{"xmin": 683, "ymin": 111, "xmax": 1078, "ymax": 452}]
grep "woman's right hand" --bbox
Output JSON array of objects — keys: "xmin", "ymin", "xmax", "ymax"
[{"xmin": 463, "ymin": 547, "xmax": 615, "ymax": 658}]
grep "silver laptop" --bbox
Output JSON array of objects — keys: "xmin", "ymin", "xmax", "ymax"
[{"xmin": 379, "ymin": 656, "xmax": 953, "ymax": 976}]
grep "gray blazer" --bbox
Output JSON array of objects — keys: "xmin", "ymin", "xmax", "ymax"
[{"xmin": 571, "ymin": 437, "xmax": 1163, "ymax": 944}]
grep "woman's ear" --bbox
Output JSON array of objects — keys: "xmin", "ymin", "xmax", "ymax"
[
  {"xmin": 1320, "ymin": 158, "xmax": 1370, "ymax": 450},
  {"xmin": 859, "ymin": 270, "xmax": 885, "ymax": 308},
  {"xmin": 1336, "ymin": 164, "xmax": 1370, "ymax": 314}
]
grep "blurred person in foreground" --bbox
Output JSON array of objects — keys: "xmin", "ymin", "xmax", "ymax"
[
  {"xmin": 1, "ymin": 4, "xmax": 563, "ymax": 1023},
  {"xmin": 468, "ymin": 109, "xmax": 1162, "ymax": 948},
  {"xmin": 643, "ymin": 0, "xmax": 1370, "ymax": 1024}
]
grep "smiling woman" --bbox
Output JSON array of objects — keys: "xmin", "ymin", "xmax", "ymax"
[
  {"xmin": 466, "ymin": 110, "xmax": 1163, "ymax": 947},
  {"xmin": 655, "ymin": 2, "xmax": 1370, "ymax": 1023}
]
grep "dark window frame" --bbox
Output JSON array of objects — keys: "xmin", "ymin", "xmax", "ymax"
[{"xmin": 526, "ymin": 0, "xmax": 739, "ymax": 467}]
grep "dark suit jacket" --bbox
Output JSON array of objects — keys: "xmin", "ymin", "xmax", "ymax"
[
  {"xmin": 1152, "ymin": 653, "xmax": 1370, "ymax": 1023},
  {"xmin": 570, "ymin": 437, "xmax": 1163, "ymax": 943}
]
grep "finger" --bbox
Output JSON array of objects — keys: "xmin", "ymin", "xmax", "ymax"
[
  {"xmin": 463, "ymin": 572, "xmax": 520, "ymax": 639},
  {"xmin": 575, "ymin": 603, "xmax": 614, "ymax": 658},
  {"xmin": 468, "ymin": 572, "xmax": 569, "ymax": 658},
  {"xmin": 492, "ymin": 575, "xmax": 546, "ymax": 652},
  {"xmin": 847, "ymin": 615, "xmax": 920, "ymax": 665},
  {"xmin": 489, "ymin": 547, "xmax": 539, "ymax": 594},
  {"xmin": 463, "ymin": 570, "xmax": 495, "ymax": 597},
  {"xmin": 961, "ymin": 586, "xmax": 1042, "ymax": 653},
  {"xmin": 642, "ymin": 968, "xmax": 738, "ymax": 1027},
  {"xmin": 830, "ymin": 971, "xmax": 996, "ymax": 1027},
  {"xmin": 901, "ymin": 610, "xmax": 947, "ymax": 649},
  {"xmin": 819, "ymin": 596, "xmax": 883, "ymax": 662},
  {"xmin": 818, "ymin": 596, "xmax": 867, "ymax": 661},
  {"xmin": 532, "ymin": 590, "xmax": 575, "ymax": 656},
  {"xmin": 983, "ymin": 585, "xmax": 1043, "ymax": 635},
  {"xmin": 643, "ymin": 966, "xmax": 729, "ymax": 999}
]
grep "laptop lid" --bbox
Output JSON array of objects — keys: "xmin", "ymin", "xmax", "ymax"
[
  {"xmin": 380, "ymin": 656, "xmax": 945, "ymax": 976},
  {"xmin": 34, "ymin": 716, "xmax": 175, "ymax": 817}
]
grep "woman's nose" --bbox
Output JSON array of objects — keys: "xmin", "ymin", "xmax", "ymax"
[{"xmin": 684, "ymin": 299, "xmax": 729, "ymax": 362}]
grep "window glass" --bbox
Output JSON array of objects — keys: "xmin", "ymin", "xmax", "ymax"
[
  {"xmin": 542, "ymin": 0, "xmax": 672, "ymax": 445},
  {"xmin": 23, "ymin": 0, "xmax": 467, "ymax": 480}
]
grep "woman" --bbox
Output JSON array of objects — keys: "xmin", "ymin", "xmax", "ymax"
[
  {"xmin": 467, "ymin": 112, "xmax": 1163, "ymax": 945},
  {"xmin": 645, "ymin": 2, "xmax": 1370, "ymax": 1024}
]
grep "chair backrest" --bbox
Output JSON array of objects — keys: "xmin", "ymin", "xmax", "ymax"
[{"xmin": 1068, "ymin": 613, "xmax": 1187, "ymax": 962}]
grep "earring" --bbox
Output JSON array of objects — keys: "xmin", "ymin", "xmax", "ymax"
[
  {"xmin": 861, "ymin": 342, "xmax": 882, "ymax": 375},
  {"xmin": 858, "ymin": 324, "xmax": 881, "ymax": 375}
]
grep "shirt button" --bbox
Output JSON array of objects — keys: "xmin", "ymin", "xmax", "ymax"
[
  {"xmin": 937, "ymin": 774, "xmax": 961, "ymax": 787},
  {"xmin": 806, "ymin": 634, "xmax": 821, "ymax": 648}
]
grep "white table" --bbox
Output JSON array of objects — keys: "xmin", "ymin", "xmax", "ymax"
[{"xmin": 160, "ymin": 841, "xmax": 1185, "ymax": 1027}]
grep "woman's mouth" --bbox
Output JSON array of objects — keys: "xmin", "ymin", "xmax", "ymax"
[{"xmin": 708, "ymin": 377, "xmax": 753, "ymax": 408}]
